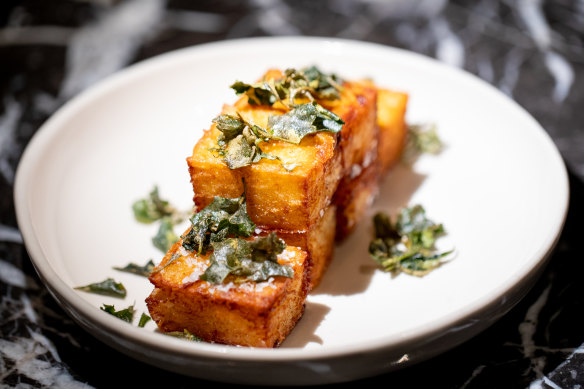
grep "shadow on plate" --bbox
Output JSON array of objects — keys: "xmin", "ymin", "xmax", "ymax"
[
  {"xmin": 311, "ymin": 166, "xmax": 427, "ymax": 296},
  {"xmin": 280, "ymin": 301, "xmax": 331, "ymax": 348}
]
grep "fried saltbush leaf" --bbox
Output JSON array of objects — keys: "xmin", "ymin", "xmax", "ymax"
[
  {"xmin": 180, "ymin": 185, "xmax": 292, "ymax": 284},
  {"xmin": 113, "ymin": 260, "xmax": 155, "ymax": 277},
  {"xmin": 213, "ymin": 114, "xmax": 277, "ymax": 169},
  {"xmin": 299, "ymin": 65, "xmax": 343, "ymax": 100},
  {"xmin": 200, "ymin": 233, "xmax": 293, "ymax": 284},
  {"xmin": 101, "ymin": 304, "xmax": 135, "ymax": 323},
  {"xmin": 213, "ymin": 101, "xmax": 343, "ymax": 168},
  {"xmin": 152, "ymin": 216, "xmax": 179, "ymax": 253},
  {"xmin": 369, "ymin": 205, "xmax": 452, "ymax": 276},
  {"xmin": 218, "ymin": 66, "xmax": 345, "ymax": 169},
  {"xmin": 138, "ymin": 313, "xmax": 151, "ymax": 328},
  {"xmin": 75, "ymin": 278, "xmax": 127, "ymax": 298},
  {"xmin": 231, "ymin": 80, "xmax": 279, "ymax": 106},
  {"xmin": 132, "ymin": 186, "xmax": 176, "ymax": 224},
  {"xmin": 166, "ymin": 329, "xmax": 203, "ymax": 342},
  {"xmin": 181, "ymin": 188, "xmax": 255, "ymax": 255},
  {"xmin": 402, "ymin": 123, "xmax": 444, "ymax": 164},
  {"xmin": 268, "ymin": 102, "xmax": 344, "ymax": 144},
  {"xmin": 230, "ymin": 66, "xmax": 343, "ymax": 105}
]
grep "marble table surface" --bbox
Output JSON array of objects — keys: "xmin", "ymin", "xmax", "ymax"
[{"xmin": 1, "ymin": 1, "xmax": 583, "ymax": 387}]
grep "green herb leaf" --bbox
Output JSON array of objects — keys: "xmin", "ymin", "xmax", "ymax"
[
  {"xmin": 298, "ymin": 65, "xmax": 343, "ymax": 100},
  {"xmin": 132, "ymin": 186, "xmax": 174, "ymax": 224},
  {"xmin": 200, "ymin": 238, "xmax": 251, "ymax": 284},
  {"xmin": 398, "ymin": 251, "xmax": 452, "ymax": 275},
  {"xmin": 231, "ymin": 67, "xmax": 343, "ymax": 106},
  {"xmin": 75, "ymin": 278, "xmax": 127, "ymax": 298},
  {"xmin": 182, "ymin": 185, "xmax": 255, "ymax": 255},
  {"xmin": 213, "ymin": 114, "xmax": 278, "ymax": 169},
  {"xmin": 132, "ymin": 186, "xmax": 190, "ymax": 226},
  {"xmin": 268, "ymin": 102, "xmax": 344, "ymax": 144},
  {"xmin": 152, "ymin": 216, "xmax": 179, "ymax": 253},
  {"xmin": 138, "ymin": 313, "xmax": 151, "ymax": 328},
  {"xmin": 200, "ymin": 233, "xmax": 293, "ymax": 284},
  {"xmin": 230, "ymin": 81, "xmax": 279, "ymax": 106},
  {"xmin": 213, "ymin": 114, "xmax": 246, "ymax": 141},
  {"xmin": 113, "ymin": 260, "xmax": 155, "ymax": 277},
  {"xmin": 223, "ymin": 134, "xmax": 263, "ymax": 169},
  {"xmin": 151, "ymin": 253, "xmax": 181, "ymax": 275},
  {"xmin": 369, "ymin": 205, "xmax": 451, "ymax": 276},
  {"xmin": 220, "ymin": 67, "xmax": 345, "ymax": 169},
  {"xmin": 101, "ymin": 304, "xmax": 135, "ymax": 323},
  {"xmin": 166, "ymin": 329, "xmax": 203, "ymax": 342},
  {"xmin": 403, "ymin": 123, "xmax": 443, "ymax": 164},
  {"xmin": 180, "ymin": 183, "xmax": 292, "ymax": 284}
]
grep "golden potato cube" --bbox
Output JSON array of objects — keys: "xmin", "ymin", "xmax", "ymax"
[
  {"xmin": 146, "ymin": 240, "xmax": 309, "ymax": 348},
  {"xmin": 377, "ymin": 88, "xmax": 409, "ymax": 173},
  {"xmin": 188, "ymin": 124, "xmax": 340, "ymax": 232},
  {"xmin": 187, "ymin": 72, "xmax": 378, "ymax": 231},
  {"xmin": 333, "ymin": 88, "xmax": 408, "ymax": 240},
  {"xmin": 322, "ymin": 80, "xmax": 379, "ymax": 173},
  {"xmin": 258, "ymin": 204, "xmax": 337, "ymax": 290},
  {"xmin": 334, "ymin": 157, "xmax": 380, "ymax": 241}
]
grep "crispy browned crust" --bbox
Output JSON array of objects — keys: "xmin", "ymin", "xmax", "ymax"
[
  {"xmin": 147, "ymin": 72, "xmax": 409, "ymax": 348},
  {"xmin": 377, "ymin": 88, "xmax": 409, "ymax": 174},
  {"xmin": 255, "ymin": 204, "xmax": 337, "ymax": 290},
  {"xmin": 146, "ymin": 241, "xmax": 309, "ymax": 348},
  {"xmin": 334, "ymin": 157, "xmax": 380, "ymax": 241},
  {"xmin": 187, "ymin": 73, "xmax": 378, "ymax": 232},
  {"xmin": 333, "ymin": 88, "xmax": 409, "ymax": 241}
]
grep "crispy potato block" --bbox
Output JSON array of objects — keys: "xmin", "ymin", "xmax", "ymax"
[
  {"xmin": 321, "ymin": 80, "xmax": 379, "ymax": 173},
  {"xmin": 334, "ymin": 158, "xmax": 380, "ymax": 241},
  {"xmin": 258, "ymin": 204, "xmax": 336, "ymax": 290},
  {"xmin": 377, "ymin": 89, "xmax": 408, "ymax": 173},
  {"xmin": 333, "ymin": 88, "xmax": 408, "ymax": 240},
  {"xmin": 147, "ymin": 241, "xmax": 309, "ymax": 348},
  {"xmin": 187, "ymin": 71, "xmax": 377, "ymax": 231},
  {"xmin": 333, "ymin": 89, "xmax": 408, "ymax": 241},
  {"xmin": 188, "ymin": 126, "xmax": 341, "ymax": 232},
  {"xmin": 148, "ymin": 70, "xmax": 408, "ymax": 349}
]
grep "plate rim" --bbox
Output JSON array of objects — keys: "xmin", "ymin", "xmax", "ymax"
[{"xmin": 14, "ymin": 36, "xmax": 570, "ymax": 365}]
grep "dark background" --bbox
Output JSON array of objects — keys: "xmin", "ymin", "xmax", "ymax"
[{"xmin": 1, "ymin": 1, "xmax": 583, "ymax": 387}]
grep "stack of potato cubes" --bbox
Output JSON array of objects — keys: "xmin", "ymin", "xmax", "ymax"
[{"xmin": 147, "ymin": 68, "xmax": 408, "ymax": 347}]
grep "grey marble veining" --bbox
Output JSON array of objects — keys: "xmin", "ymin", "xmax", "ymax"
[{"xmin": 1, "ymin": 1, "xmax": 584, "ymax": 387}]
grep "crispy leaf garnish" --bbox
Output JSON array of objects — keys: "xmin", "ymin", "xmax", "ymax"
[
  {"xmin": 213, "ymin": 114, "xmax": 278, "ymax": 169},
  {"xmin": 403, "ymin": 123, "xmax": 443, "ymax": 164},
  {"xmin": 213, "ymin": 113, "xmax": 247, "ymax": 142},
  {"xmin": 152, "ymin": 216, "xmax": 179, "ymax": 253},
  {"xmin": 138, "ymin": 313, "xmax": 151, "ymax": 328},
  {"xmin": 180, "ymin": 182, "xmax": 292, "ymax": 284},
  {"xmin": 369, "ymin": 205, "xmax": 452, "ymax": 276},
  {"xmin": 299, "ymin": 65, "xmax": 343, "ymax": 100},
  {"xmin": 219, "ymin": 66, "xmax": 345, "ymax": 169},
  {"xmin": 213, "ymin": 102, "xmax": 343, "ymax": 168},
  {"xmin": 150, "ymin": 253, "xmax": 181, "ymax": 275},
  {"xmin": 181, "ymin": 185, "xmax": 255, "ymax": 255},
  {"xmin": 132, "ymin": 186, "xmax": 173, "ymax": 224},
  {"xmin": 166, "ymin": 329, "xmax": 203, "ymax": 342},
  {"xmin": 231, "ymin": 80, "xmax": 279, "ymax": 106},
  {"xmin": 230, "ymin": 66, "xmax": 343, "ymax": 106},
  {"xmin": 113, "ymin": 260, "xmax": 155, "ymax": 277},
  {"xmin": 101, "ymin": 304, "xmax": 135, "ymax": 323},
  {"xmin": 132, "ymin": 186, "xmax": 189, "ymax": 225},
  {"xmin": 75, "ymin": 278, "xmax": 127, "ymax": 298},
  {"xmin": 200, "ymin": 233, "xmax": 293, "ymax": 284},
  {"xmin": 268, "ymin": 102, "xmax": 344, "ymax": 144}
]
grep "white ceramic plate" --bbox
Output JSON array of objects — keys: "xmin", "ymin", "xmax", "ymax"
[{"xmin": 14, "ymin": 37, "xmax": 569, "ymax": 385}]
